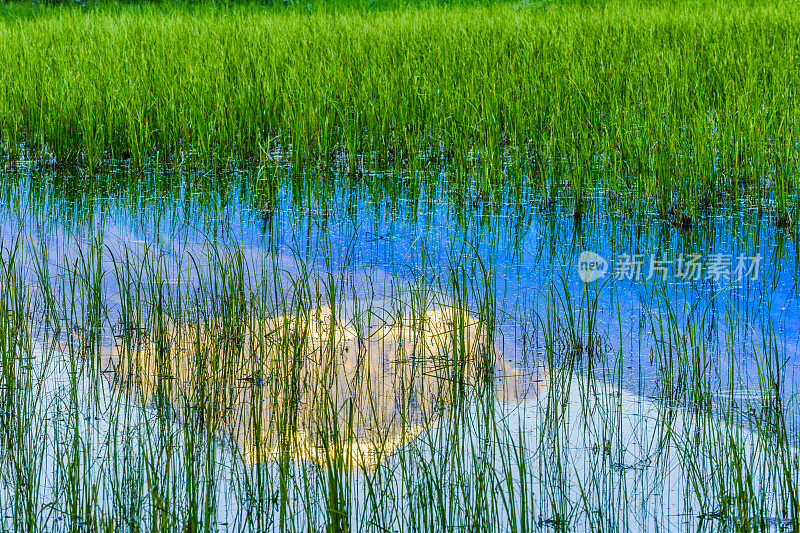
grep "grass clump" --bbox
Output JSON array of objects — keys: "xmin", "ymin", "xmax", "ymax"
[{"xmin": 0, "ymin": 0, "xmax": 799, "ymax": 217}]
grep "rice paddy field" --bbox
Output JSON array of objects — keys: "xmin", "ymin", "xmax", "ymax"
[{"xmin": 0, "ymin": 0, "xmax": 799, "ymax": 531}]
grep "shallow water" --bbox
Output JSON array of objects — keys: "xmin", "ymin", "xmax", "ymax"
[
  {"xmin": 1, "ymin": 170, "xmax": 798, "ymax": 529},
  {"xmin": 3, "ymin": 174, "xmax": 797, "ymax": 402}
]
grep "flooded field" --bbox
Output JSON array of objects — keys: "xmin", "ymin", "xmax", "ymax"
[
  {"xmin": 2, "ymin": 0, "xmax": 800, "ymax": 529},
  {"xmin": 0, "ymin": 169, "xmax": 797, "ymax": 531}
]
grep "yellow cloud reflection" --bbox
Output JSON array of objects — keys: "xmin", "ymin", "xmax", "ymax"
[{"xmin": 102, "ymin": 304, "xmax": 543, "ymax": 467}]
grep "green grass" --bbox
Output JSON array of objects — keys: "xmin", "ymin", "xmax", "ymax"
[
  {"xmin": 0, "ymin": 0, "xmax": 799, "ymax": 218},
  {"xmin": 0, "ymin": 0, "xmax": 798, "ymax": 529}
]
